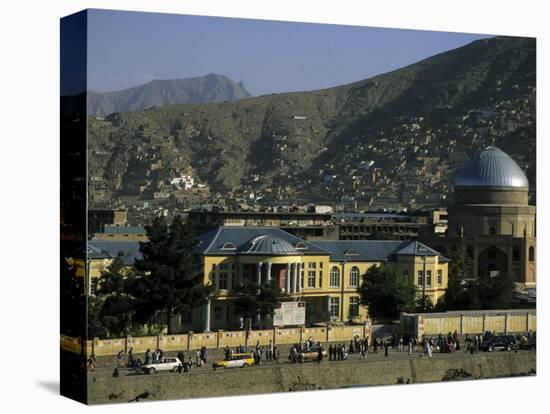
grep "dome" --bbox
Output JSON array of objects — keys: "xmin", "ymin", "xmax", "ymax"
[
  {"xmin": 454, "ymin": 146, "xmax": 528, "ymax": 188},
  {"xmin": 243, "ymin": 235, "xmax": 299, "ymax": 255}
]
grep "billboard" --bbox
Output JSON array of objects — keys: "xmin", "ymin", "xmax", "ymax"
[{"xmin": 273, "ymin": 301, "xmax": 306, "ymax": 326}]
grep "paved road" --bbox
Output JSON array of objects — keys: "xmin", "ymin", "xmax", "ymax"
[{"xmin": 89, "ymin": 346, "xmax": 535, "ymax": 379}]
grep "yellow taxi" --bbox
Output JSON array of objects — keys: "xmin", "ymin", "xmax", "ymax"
[{"xmin": 212, "ymin": 353, "xmax": 254, "ymax": 370}]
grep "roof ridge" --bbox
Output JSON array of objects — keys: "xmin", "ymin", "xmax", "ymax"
[{"xmin": 203, "ymin": 226, "xmax": 223, "ymax": 254}]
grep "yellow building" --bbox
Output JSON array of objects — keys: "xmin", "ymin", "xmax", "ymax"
[
  {"xmin": 190, "ymin": 227, "xmax": 448, "ymax": 332},
  {"xmin": 75, "ymin": 228, "xmax": 448, "ymax": 332},
  {"xmin": 69, "ymin": 241, "xmax": 143, "ymax": 295}
]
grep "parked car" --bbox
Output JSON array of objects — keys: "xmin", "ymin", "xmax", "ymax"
[
  {"xmin": 212, "ymin": 353, "xmax": 254, "ymax": 370},
  {"xmin": 141, "ymin": 357, "xmax": 182, "ymax": 374},
  {"xmin": 297, "ymin": 345, "xmax": 328, "ymax": 363},
  {"xmin": 479, "ymin": 335, "xmax": 517, "ymax": 352}
]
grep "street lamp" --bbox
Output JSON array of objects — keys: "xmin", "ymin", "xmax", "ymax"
[{"xmin": 421, "ymin": 255, "xmax": 427, "ymax": 312}]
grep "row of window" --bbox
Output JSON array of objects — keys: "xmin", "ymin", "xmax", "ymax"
[
  {"xmin": 329, "ymin": 296, "xmax": 360, "ymax": 319},
  {"xmin": 211, "ymin": 263, "xmax": 446, "ymax": 291},
  {"xmin": 210, "ymin": 262, "xmax": 361, "ymax": 290},
  {"xmin": 409, "ymin": 269, "xmax": 443, "ymax": 287},
  {"xmin": 208, "ymin": 297, "xmax": 360, "ymax": 323}
]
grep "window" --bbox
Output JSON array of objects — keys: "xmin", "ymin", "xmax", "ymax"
[
  {"xmin": 300, "ymin": 263, "xmax": 304, "ymax": 289},
  {"xmin": 437, "ymin": 269, "xmax": 442, "ymax": 286},
  {"xmin": 182, "ymin": 310, "xmax": 192, "ymax": 323},
  {"xmin": 319, "ymin": 271, "xmax": 323, "ymax": 287},
  {"xmin": 307, "ymin": 270, "xmax": 316, "ymax": 288},
  {"xmin": 90, "ymin": 279, "xmax": 98, "ymax": 296},
  {"xmin": 330, "ymin": 297, "xmax": 340, "ymax": 318},
  {"xmin": 295, "ymin": 242, "xmax": 307, "ymax": 250},
  {"xmin": 219, "ymin": 272, "xmax": 228, "ymax": 290},
  {"xmin": 529, "ymin": 246, "xmax": 535, "ymax": 262},
  {"xmin": 308, "ymin": 262, "xmax": 316, "ymax": 269},
  {"xmin": 214, "ymin": 306, "xmax": 222, "ymax": 322},
  {"xmin": 417, "ymin": 270, "xmax": 423, "ymax": 286},
  {"xmin": 349, "ymin": 297, "xmax": 359, "ymax": 319},
  {"xmin": 330, "ymin": 267, "xmax": 340, "ymax": 288},
  {"xmin": 350, "ymin": 267, "xmax": 360, "ymax": 288},
  {"xmin": 426, "ymin": 270, "xmax": 432, "ymax": 287},
  {"xmin": 513, "ymin": 247, "xmax": 520, "ymax": 262}
]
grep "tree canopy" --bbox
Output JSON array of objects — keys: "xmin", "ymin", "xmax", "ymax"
[
  {"xmin": 442, "ymin": 250, "xmax": 516, "ymax": 311},
  {"xmin": 134, "ymin": 215, "xmax": 212, "ymax": 333},
  {"xmin": 357, "ymin": 264, "xmax": 416, "ymax": 322},
  {"xmin": 233, "ymin": 279, "xmax": 287, "ymax": 327}
]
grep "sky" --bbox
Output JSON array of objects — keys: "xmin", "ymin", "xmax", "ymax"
[{"xmin": 87, "ymin": 9, "xmax": 494, "ymax": 96}]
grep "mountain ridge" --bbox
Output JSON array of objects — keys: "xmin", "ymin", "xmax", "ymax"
[
  {"xmin": 88, "ymin": 36, "xmax": 536, "ymax": 211},
  {"xmin": 88, "ymin": 73, "xmax": 252, "ymax": 116}
]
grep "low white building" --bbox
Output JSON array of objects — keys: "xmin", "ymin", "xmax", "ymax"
[{"xmin": 170, "ymin": 175, "xmax": 194, "ymax": 190}]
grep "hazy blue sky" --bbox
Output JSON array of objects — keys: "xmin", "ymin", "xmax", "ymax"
[{"xmin": 87, "ymin": 9, "xmax": 494, "ymax": 96}]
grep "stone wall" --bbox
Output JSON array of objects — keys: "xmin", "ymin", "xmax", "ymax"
[{"xmin": 87, "ymin": 352, "xmax": 536, "ymax": 404}]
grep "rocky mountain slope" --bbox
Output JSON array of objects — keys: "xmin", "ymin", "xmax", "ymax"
[
  {"xmin": 88, "ymin": 36, "xmax": 536, "ymax": 210},
  {"xmin": 87, "ymin": 74, "xmax": 252, "ymax": 117}
]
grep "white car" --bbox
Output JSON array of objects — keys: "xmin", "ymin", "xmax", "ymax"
[{"xmin": 141, "ymin": 357, "xmax": 182, "ymax": 374}]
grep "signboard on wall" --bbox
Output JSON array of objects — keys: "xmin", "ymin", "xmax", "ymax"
[{"xmin": 273, "ymin": 301, "xmax": 306, "ymax": 326}]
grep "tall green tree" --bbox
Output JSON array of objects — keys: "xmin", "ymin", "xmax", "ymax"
[
  {"xmin": 88, "ymin": 253, "xmax": 138, "ymax": 338},
  {"xmin": 60, "ymin": 255, "xmax": 86, "ymax": 338},
  {"xmin": 442, "ymin": 250, "xmax": 516, "ymax": 310},
  {"xmin": 477, "ymin": 271, "xmax": 516, "ymax": 309},
  {"xmin": 134, "ymin": 215, "xmax": 211, "ymax": 334},
  {"xmin": 443, "ymin": 251, "xmax": 480, "ymax": 310},
  {"xmin": 358, "ymin": 265, "xmax": 416, "ymax": 322},
  {"xmin": 233, "ymin": 279, "xmax": 287, "ymax": 327}
]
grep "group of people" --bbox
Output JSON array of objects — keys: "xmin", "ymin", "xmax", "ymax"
[
  {"xmin": 328, "ymin": 343, "xmax": 350, "ymax": 361},
  {"xmin": 252, "ymin": 340, "xmax": 280, "ymax": 365}
]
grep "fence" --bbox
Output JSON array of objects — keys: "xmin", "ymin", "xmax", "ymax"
[
  {"xmin": 61, "ymin": 322, "xmax": 372, "ymax": 357},
  {"xmin": 401, "ymin": 309, "xmax": 536, "ymax": 341}
]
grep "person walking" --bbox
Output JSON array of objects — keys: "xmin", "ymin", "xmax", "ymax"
[
  {"xmin": 384, "ymin": 341, "xmax": 389, "ymax": 358},
  {"xmin": 317, "ymin": 345, "xmax": 324, "ymax": 364},
  {"xmin": 145, "ymin": 349, "xmax": 151, "ymax": 365},
  {"xmin": 117, "ymin": 350, "xmax": 124, "ymax": 368},
  {"xmin": 408, "ymin": 340, "xmax": 413, "ymax": 357},
  {"xmin": 273, "ymin": 345, "xmax": 279, "ymax": 364}
]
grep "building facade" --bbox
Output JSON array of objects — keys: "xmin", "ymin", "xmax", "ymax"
[
  {"xmin": 191, "ymin": 227, "xmax": 448, "ymax": 332},
  {"xmin": 422, "ymin": 146, "xmax": 536, "ymax": 288},
  {"xmin": 73, "ymin": 228, "xmax": 448, "ymax": 333}
]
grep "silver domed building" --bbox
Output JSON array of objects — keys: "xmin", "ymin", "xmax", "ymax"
[{"xmin": 428, "ymin": 146, "xmax": 536, "ymax": 287}]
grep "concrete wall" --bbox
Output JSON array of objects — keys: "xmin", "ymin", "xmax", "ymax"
[
  {"xmin": 64, "ymin": 323, "xmax": 372, "ymax": 357},
  {"xmin": 87, "ymin": 352, "xmax": 536, "ymax": 404},
  {"xmin": 401, "ymin": 310, "xmax": 536, "ymax": 340}
]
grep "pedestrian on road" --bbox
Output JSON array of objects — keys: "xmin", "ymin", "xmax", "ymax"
[
  {"xmin": 408, "ymin": 340, "xmax": 412, "ymax": 357},
  {"xmin": 145, "ymin": 349, "xmax": 151, "ymax": 365},
  {"xmin": 128, "ymin": 347, "xmax": 134, "ymax": 367},
  {"xmin": 273, "ymin": 345, "xmax": 279, "ymax": 364},
  {"xmin": 317, "ymin": 345, "xmax": 324, "ymax": 364},
  {"xmin": 117, "ymin": 350, "xmax": 124, "ymax": 368},
  {"xmin": 384, "ymin": 342, "xmax": 389, "ymax": 358}
]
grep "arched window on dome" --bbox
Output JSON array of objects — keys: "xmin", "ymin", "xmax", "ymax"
[
  {"xmin": 294, "ymin": 242, "xmax": 307, "ymax": 250},
  {"xmin": 529, "ymin": 246, "xmax": 535, "ymax": 262},
  {"xmin": 222, "ymin": 242, "xmax": 236, "ymax": 250}
]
